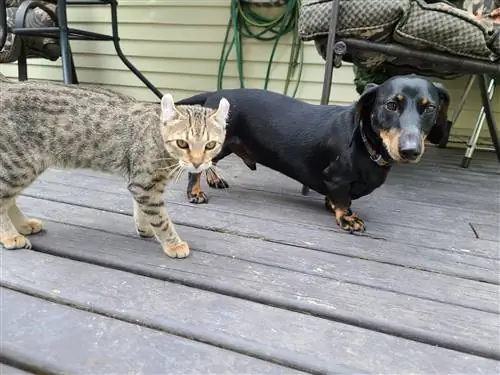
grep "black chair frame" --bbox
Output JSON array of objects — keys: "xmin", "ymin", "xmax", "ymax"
[{"xmin": 0, "ymin": 0, "xmax": 162, "ymax": 99}]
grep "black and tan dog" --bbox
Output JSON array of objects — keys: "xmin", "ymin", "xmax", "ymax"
[{"xmin": 175, "ymin": 75, "xmax": 450, "ymax": 232}]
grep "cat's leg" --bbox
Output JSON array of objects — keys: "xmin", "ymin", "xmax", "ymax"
[
  {"xmin": 0, "ymin": 197, "xmax": 31, "ymax": 249},
  {"xmin": 9, "ymin": 199, "xmax": 43, "ymax": 235},
  {"xmin": 187, "ymin": 172, "xmax": 208, "ymax": 204},
  {"xmin": 132, "ymin": 200, "xmax": 154, "ymax": 238},
  {"xmin": 128, "ymin": 177, "xmax": 189, "ymax": 258}
]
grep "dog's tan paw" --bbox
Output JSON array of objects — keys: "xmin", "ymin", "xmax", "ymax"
[
  {"xmin": 334, "ymin": 208, "xmax": 365, "ymax": 233},
  {"xmin": 1, "ymin": 234, "xmax": 31, "ymax": 250},
  {"xmin": 17, "ymin": 218, "xmax": 43, "ymax": 235},
  {"xmin": 164, "ymin": 241, "xmax": 190, "ymax": 258}
]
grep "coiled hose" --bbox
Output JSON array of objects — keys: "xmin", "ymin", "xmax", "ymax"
[{"xmin": 217, "ymin": 0, "xmax": 304, "ymax": 97}]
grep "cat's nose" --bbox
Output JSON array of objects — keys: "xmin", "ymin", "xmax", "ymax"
[{"xmin": 192, "ymin": 162, "xmax": 201, "ymax": 169}]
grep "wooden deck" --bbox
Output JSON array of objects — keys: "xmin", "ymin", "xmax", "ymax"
[{"xmin": 1, "ymin": 147, "xmax": 499, "ymax": 375}]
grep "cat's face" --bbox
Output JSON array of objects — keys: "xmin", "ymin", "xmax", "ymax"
[{"xmin": 160, "ymin": 94, "xmax": 229, "ymax": 173}]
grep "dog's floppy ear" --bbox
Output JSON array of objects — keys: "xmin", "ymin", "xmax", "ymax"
[
  {"xmin": 426, "ymin": 82, "xmax": 451, "ymax": 145},
  {"xmin": 354, "ymin": 82, "xmax": 379, "ymax": 126}
]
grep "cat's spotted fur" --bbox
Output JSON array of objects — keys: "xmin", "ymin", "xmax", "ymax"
[{"xmin": 0, "ymin": 78, "xmax": 229, "ymax": 258}]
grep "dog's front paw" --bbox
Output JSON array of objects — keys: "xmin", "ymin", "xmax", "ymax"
[
  {"xmin": 16, "ymin": 218, "xmax": 43, "ymax": 236},
  {"xmin": 1, "ymin": 234, "xmax": 32, "ymax": 250},
  {"xmin": 334, "ymin": 208, "xmax": 365, "ymax": 233},
  {"xmin": 164, "ymin": 241, "xmax": 190, "ymax": 258},
  {"xmin": 206, "ymin": 170, "xmax": 229, "ymax": 189},
  {"xmin": 187, "ymin": 191, "xmax": 209, "ymax": 204}
]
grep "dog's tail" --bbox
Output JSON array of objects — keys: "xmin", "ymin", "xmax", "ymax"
[{"xmin": 174, "ymin": 91, "xmax": 215, "ymax": 106}]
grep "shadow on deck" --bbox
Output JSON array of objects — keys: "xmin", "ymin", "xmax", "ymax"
[{"xmin": 1, "ymin": 147, "xmax": 499, "ymax": 374}]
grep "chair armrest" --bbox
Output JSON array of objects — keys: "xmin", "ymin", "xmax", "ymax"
[{"xmin": 14, "ymin": 0, "xmax": 56, "ymax": 30}]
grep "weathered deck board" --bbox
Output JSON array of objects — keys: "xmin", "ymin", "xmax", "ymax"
[
  {"xmin": 0, "ymin": 364, "xmax": 31, "ymax": 375},
  {"xmin": 18, "ymin": 197, "xmax": 500, "ymax": 308},
  {"xmin": 6, "ymin": 250, "xmax": 496, "ymax": 375},
  {"xmin": 12, "ymin": 216, "xmax": 499, "ymax": 361},
  {"xmin": 2, "ymin": 147, "xmax": 499, "ymax": 373},
  {"xmin": 21, "ymin": 184, "xmax": 500, "ymax": 282},
  {"xmin": 1, "ymin": 288, "xmax": 304, "ymax": 375}
]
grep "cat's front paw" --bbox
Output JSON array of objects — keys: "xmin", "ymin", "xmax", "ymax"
[
  {"xmin": 164, "ymin": 241, "xmax": 190, "ymax": 258},
  {"xmin": 1, "ymin": 234, "xmax": 32, "ymax": 250},
  {"xmin": 187, "ymin": 191, "xmax": 208, "ymax": 204},
  {"xmin": 17, "ymin": 218, "xmax": 44, "ymax": 236}
]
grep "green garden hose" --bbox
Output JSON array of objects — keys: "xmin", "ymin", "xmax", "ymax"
[{"xmin": 217, "ymin": 0, "xmax": 304, "ymax": 97}]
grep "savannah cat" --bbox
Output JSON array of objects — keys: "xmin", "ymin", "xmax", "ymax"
[{"xmin": 0, "ymin": 76, "xmax": 229, "ymax": 258}]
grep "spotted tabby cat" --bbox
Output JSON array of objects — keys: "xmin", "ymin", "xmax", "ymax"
[{"xmin": 0, "ymin": 77, "xmax": 229, "ymax": 258}]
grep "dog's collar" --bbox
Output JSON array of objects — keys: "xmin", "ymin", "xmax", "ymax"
[{"xmin": 359, "ymin": 120, "xmax": 392, "ymax": 167}]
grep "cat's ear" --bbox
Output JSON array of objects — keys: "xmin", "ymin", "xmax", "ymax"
[
  {"xmin": 160, "ymin": 93, "xmax": 180, "ymax": 122},
  {"xmin": 213, "ymin": 97, "xmax": 230, "ymax": 126}
]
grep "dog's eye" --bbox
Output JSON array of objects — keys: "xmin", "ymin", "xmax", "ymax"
[
  {"xmin": 176, "ymin": 140, "xmax": 189, "ymax": 149},
  {"xmin": 205, "ymin": 141, "xmax": 217, "ymax": 150},
  {"xmin": 385, "ymin": 101, "xmax": 398, "ymax": 111}
]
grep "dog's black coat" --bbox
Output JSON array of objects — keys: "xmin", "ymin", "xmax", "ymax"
[{"xmin": 175, "ymin": 75, "xmax": 450, "ymax": 231}]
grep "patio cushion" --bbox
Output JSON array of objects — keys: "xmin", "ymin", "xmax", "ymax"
[
  {"xmin": 299, "ymin": 0, "xmax": 410, "ymax": 43},
  {"xmin": 394, "ymin": 0, "xmax": 494, "ymax": 59},
  {"xmin": 0, "ymin": 0, "xmax": 60, "ymax": 64},
  {"xmin": 299, "ymin": 0, "xmax": 500, "ymax": 79}
]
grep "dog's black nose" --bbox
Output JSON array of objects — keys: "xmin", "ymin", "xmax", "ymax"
[{"xmin": 399, "ymin": 146, "xmax": 421, "ymax": 160}]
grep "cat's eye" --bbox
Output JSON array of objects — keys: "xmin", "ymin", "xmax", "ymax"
[
  {"xmin": 205, "ymin": 141, "xmax": 217, "ymax": 150},
  {"xmin": 385, "ymin": 101, "xmax": 398, "ymax": 112},
  {"xmin": 176, "ymin": 140, "xmax": 189, "ymax": 149}
]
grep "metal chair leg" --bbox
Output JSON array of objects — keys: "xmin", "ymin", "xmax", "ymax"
[
  {"xmin": 439, "ymin": 75, "xmax": 475, "ymax": 148},
  {"xmin": 109, "ymin": 0, "xmax": 162, "ymax": 99},
  {"xmin": 302, "ymin": 0, "xmax": 341, "ymax": 196},
  {"xmin": 57, "ymin": 0, "xmax": 74, "ymax": 84},
  {"xmin": 17, "ymin": 43, "xmax": 28, "ymax": 80},
  {"xmin": 461, "ymin": 75, "xmax": 498, "ymax": 167},
  {"xmin": 478, "ymin": 74, "xmax": 500, "ymax": 163}
]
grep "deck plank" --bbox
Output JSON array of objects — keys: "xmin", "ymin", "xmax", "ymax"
[
  {"xmin": 19, "ymin": 189, "xmax": 500, "ymax": 283},
  {"xmin": 5, "ymin": 250, "xmax": 497, "ymax": 374},
  {"xmin": 15, "ymin": 217, "xmax": 500, "ymax": 360},
  {"xmin": 1, "ymin": 288, "xmax": 304, "ymax": 375},
  {"xmin": 19, "ymin": 196, "xmax": 500, "ymax": 305},
  {"xmin": 0, "ymin": 364, "xmax": 32, "ymax": 375}
]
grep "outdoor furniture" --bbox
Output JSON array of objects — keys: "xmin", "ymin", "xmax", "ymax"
[
  {"xmin": 299, "ymin": 0, "xmax": 500, "ymax": 193},
  {"xmin": 0, "ymin": 0, "xmax": 162, "ymax": 99}
]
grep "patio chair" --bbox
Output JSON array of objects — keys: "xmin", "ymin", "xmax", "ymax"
[
  {"xmin": 0, "ymin": 0, "xmax": 162, "ymax": 99},
  {"xmin": 298, "ymin": 0, "xmax": 500, "ymax": 194}
]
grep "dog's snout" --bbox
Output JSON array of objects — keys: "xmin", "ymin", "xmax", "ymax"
[{"xmin": 398, "ymin": 133, "xmax": 421, "ymax": 161}]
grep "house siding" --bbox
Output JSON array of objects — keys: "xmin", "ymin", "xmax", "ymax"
[{"xmin": 1, "ymin": 0, "xmax": 497, "ymax": 147}]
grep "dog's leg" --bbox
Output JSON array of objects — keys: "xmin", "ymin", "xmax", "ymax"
[
  {"xmin": 226, "ymin": 137, "xmax": 257, "ymax": 171},
  {"xmin": 324, "ymin": 191, "xmax": 365, "ymax": 233},
  {"xmin": 206, "ymin": 146, "xmax": 232, "ymax": 189},
  {"xmin": 187, "ymin": 172, "xmax": 208, "ymax": 204}
]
